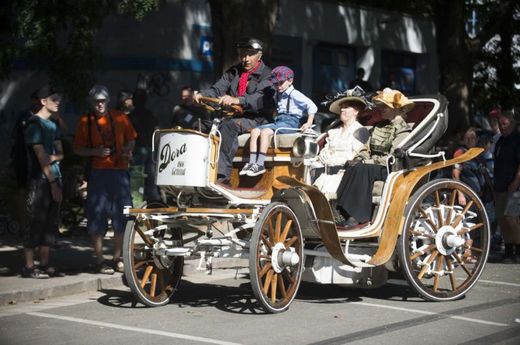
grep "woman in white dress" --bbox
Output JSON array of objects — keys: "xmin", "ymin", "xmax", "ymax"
[{"xmin": 312, "ymin": 88, "xmax": 370, "ymax": 197}]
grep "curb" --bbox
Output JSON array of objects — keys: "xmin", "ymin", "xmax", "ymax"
[
  {"xmin": 0, "ymin": 258, "xmax": 248, "ymax": 306},
  {"xmin": 0, "ymin": 274, "xmax": 125, "ymax": 306}
]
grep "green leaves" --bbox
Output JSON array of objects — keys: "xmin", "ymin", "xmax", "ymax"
[{"xmin": 0, "ymin": 0, "xmax": 164, "ymax": 104}]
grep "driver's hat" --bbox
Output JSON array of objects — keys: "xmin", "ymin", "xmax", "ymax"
[{"xmin": 236, "ymin": 37, "xmax": 263, "ymax": 51}]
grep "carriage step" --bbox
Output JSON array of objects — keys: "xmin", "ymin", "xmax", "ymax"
[{"xmin": 165, "ymin": 248, "xmax": 191, "ymax": 256}]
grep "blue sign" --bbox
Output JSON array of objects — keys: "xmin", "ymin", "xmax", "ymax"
[{"xmin": 200, "ymin": 36, "xmax": 213, "ymax": 56}]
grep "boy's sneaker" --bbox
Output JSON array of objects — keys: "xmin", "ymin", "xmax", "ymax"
[
  {"xmin": 22, "ymin": 266, "xmax": 50, "ymax": 279},
  {"xmin": 247, "ymin": 164, "xmax": 266, "ymax": 176},
  {"xmin": 239, "ymin": 163, "xmax": 255, "ymax": 175}
]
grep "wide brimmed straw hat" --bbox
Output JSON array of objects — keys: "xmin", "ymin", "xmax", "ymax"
[
  {"xmin": 329, "ymin": 87, "xmax": 368, "ymax": 115},
  {"xmin": 372, "ymin": 88, "xmax": 415, "ymax": 112}
]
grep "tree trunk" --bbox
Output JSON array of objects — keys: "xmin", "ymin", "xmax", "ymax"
[
  {"xmin": 497, "ymin": 13, "xmax": 513, "ymax": 109},
  {"xmin": 436, "ymin": 0, "xmax": 472, "ymax": 137},
  {"xmin": 209, "ymin": 0, "xmax": 278, "ymax": 76}
]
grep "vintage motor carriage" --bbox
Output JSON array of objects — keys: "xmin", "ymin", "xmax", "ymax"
[{"xmin": 122, "ymin": 94, "xmax": 490, "ymax": 313}]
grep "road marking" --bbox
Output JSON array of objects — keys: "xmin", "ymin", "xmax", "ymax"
[
  {"xmin": 27, "ymin": 312, "xmax": 242, "ymax": 345},
  {"xmin": 349, "ymin": 301, "xmax": 509, "ymax": 327},
  {"xmin": 389, "ymin": 278, "xmax": 520, "ymax": 289},
  {"xmin": 476, "ymin": 279, "xmax": 520, "ymax": 288}
]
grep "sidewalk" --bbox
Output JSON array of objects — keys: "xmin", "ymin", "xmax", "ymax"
[
  {"xmin": 0, "ymin": 230, "xmax": 125, "ymax": 306},
  {"xmin": 0, "ymin": 229, "xmax": 247, "ymax": 306}
]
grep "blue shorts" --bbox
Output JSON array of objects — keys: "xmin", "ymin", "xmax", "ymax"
[
  {"xmin": 256, "ymin": 115, "xmax": 300, "ymax": 134},
  {"xmin": 86, "ymin": 169, "xmax": 133, "ymax": 235}
]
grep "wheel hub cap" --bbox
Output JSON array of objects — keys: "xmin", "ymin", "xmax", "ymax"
[
  {"xmin": 271, "ymin": 242, "xmax": 300, "ymax": 273},
  {"xmin": 435, "ymin": 226, "xmax": 464, "ymax": 256}
]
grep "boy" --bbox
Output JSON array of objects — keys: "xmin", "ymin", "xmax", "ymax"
[
  {"xmin": 23, "ymin": 84, "xmax": 64, "ymax": 278},
  {"xmin": 240, "ymin": 66, "xmax": 317, "ymax": 176}
]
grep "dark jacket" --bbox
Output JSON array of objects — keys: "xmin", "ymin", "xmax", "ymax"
[{"xmin": 201, "ymin": 61, "xmax": 275, "ymax": 118}]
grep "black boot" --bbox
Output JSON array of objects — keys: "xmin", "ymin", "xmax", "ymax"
[{"xmin": 330, "ymin": 200, "xmax": 346, "ymax": 225}]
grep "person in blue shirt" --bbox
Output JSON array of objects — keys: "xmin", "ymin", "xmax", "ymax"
[
  {"xmin": 23, "ymin": 84, "xmax": 64, "ymax": 279},
  {"xmin": 241, "ymin": 66, "xmax": 317, "ymax": 176}
]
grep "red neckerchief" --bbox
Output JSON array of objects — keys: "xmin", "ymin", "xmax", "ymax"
[{"xmin": 237, "ymin": 60, "xmax": 261, "ymax": 96}]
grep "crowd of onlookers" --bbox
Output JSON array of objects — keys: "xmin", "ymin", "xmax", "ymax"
[
  {"xmin": 448, "ymin": 109, "xmax": 520, "ymax": 264},
  {"xmin": 9, "ymin": 37, "xmax": 519, "ymax": 280}
]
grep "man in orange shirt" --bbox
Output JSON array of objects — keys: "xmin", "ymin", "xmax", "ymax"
[{"xmin": 74, "ymin": 85, "xmax": 137, "ymax": 274}]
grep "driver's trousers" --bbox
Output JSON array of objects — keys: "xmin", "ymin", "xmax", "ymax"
[{"xmin": 218, "ymin": 117, "xmax": 268, "ymax": 179}]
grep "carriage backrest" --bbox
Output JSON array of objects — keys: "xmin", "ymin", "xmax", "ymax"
[{"xmin": 395, "ymin": 95, "xmax": 449, "ymax": 169}]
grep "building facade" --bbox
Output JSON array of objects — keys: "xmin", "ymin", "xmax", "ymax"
[{"xmin": 1, "ymin": 0, "xmax": 437, "ymax": 166}]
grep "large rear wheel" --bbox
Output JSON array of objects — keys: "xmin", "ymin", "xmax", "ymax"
[
  {"xmin": 249, "ymin": 202, "xmax": 304, "ymax": 313},
  {"xmin": 123, "ymin": 202, "xmax": 184, "ymax": 307},
  {"xmin": 398, "ymin": 179, "xmax": 490, "ymax": 301}
]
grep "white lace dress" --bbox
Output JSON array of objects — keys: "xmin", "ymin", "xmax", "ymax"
[{"xmin": 313, "ymin": 121, "xmax": 366, "ymax": 197}]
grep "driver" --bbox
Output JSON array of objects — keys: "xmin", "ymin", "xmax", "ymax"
[{"xmin": 194, "ymin": 37, "xmax": 275, "ymax": 184}]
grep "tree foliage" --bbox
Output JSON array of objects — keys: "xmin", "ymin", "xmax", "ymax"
[
  {"xmin": 347, "ymin": 0, "xmax": 518, "ymax": 135},
  {"xmin": 0, "ymin": 0, "xmax": 163, "ymax": 104},
  {"xmin": 208, "ymin": 0, "xmax": 278, "ymax": 75}
]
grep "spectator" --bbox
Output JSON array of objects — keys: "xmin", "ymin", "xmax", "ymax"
[
  {"xmin": 22, "ymin": 84, "xmax": 64, "ymax": 278},
  {"xmin": 452, "ymin": 127, "xmax": 491, "ymax": 205},
  {"xmin": 194, "ymin": 37, "xmax": 275, "ymax": 184},
  {"xmin": 117, "ymin": 90, "xmax": 134, "ymax": 115},
  {"xmin": 494, "ymin": 109, "xmax": 520, "ymax": 263},
  {"xmin": 171, "ymin": 86, "xmax": 209, "ymax": 131},
  {"xmin": 335, "ymin": 88, "xmax": 413, "ymax": 228},
  {"xmin": 240, "ymin": 66, "xmax": 316, "ymax": 176},
  {"xmin": 73, "ymin": 85, "xmax": 137, "ymax": 274},
  {"xmin": 488, "ymin": 108, "xmax": 501, "ymax": 155},
  {"xmin": 348, "ymin": 67, "xmax": 374, "ymax": 92},
  {"xmin": 129, "ymin": 88, "xmax": 161, "ymax": 202}
]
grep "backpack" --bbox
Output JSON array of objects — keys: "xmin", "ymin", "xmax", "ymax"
[{"xmin": 10, "ymin": 112, "xmax": 41, "ymax": 187}]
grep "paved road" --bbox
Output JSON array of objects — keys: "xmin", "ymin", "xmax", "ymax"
[{"xmin": 0, "ymin": 262, "xmax": 519, "ymax": 345}]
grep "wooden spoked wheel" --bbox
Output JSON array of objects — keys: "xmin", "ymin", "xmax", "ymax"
[
  {"xmin": 398, "ymin": 179, "xmax": 490, "ymax": 301},
  {"xmin": 123, "ymin": 202, "xmax": 184, "ymax": 307},
  {"xmin": 249, "ymin": 202, "xmax": 304, "ymax": 313}
]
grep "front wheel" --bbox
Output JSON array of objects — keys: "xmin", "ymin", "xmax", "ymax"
[
  {"xmin": 123, "ymin": 201, "xmax": 184, "ymax": 307},
  {"xmin": 398, "ymin": 179, "xmax": 490, "ymax": 301},
  {"xmin": 249, "ymin": 202, "xmax": 304, "ymax": 313}
]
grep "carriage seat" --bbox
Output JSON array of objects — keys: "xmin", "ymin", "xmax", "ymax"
[{"xmin": 237, "ymin": 132, "xmax": 303, "ymax": 149}]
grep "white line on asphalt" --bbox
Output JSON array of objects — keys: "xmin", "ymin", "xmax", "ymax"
[
  {"xmin": 389, "ymin": 278, "xmax": 520, "ymax": 288},
  {"xmin": 349, "ymin": 302, "xmax": 509, "ymax": 327},
  {"xmin": 475, "ymin": 279, "xmax": 520, "ymax": 288},
  {"xmin": 27, "ymin": 312, "xmax": 242, "ymax": 345}
]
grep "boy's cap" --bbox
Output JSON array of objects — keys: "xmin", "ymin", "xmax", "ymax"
[
  {"xmin": 271, "ymin": 66, "xmax": 294, "ymax": 83},
  {"xmin": 89, "ymin": 85, "xmax": 110, "ymax": 101},
  {"xmin": 34, "ymin": 84, "xmax": 60, "ymax": 99},
  {"xmin": 236, "ymin": 37, "xmax": 263, "ymax": 51}
]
